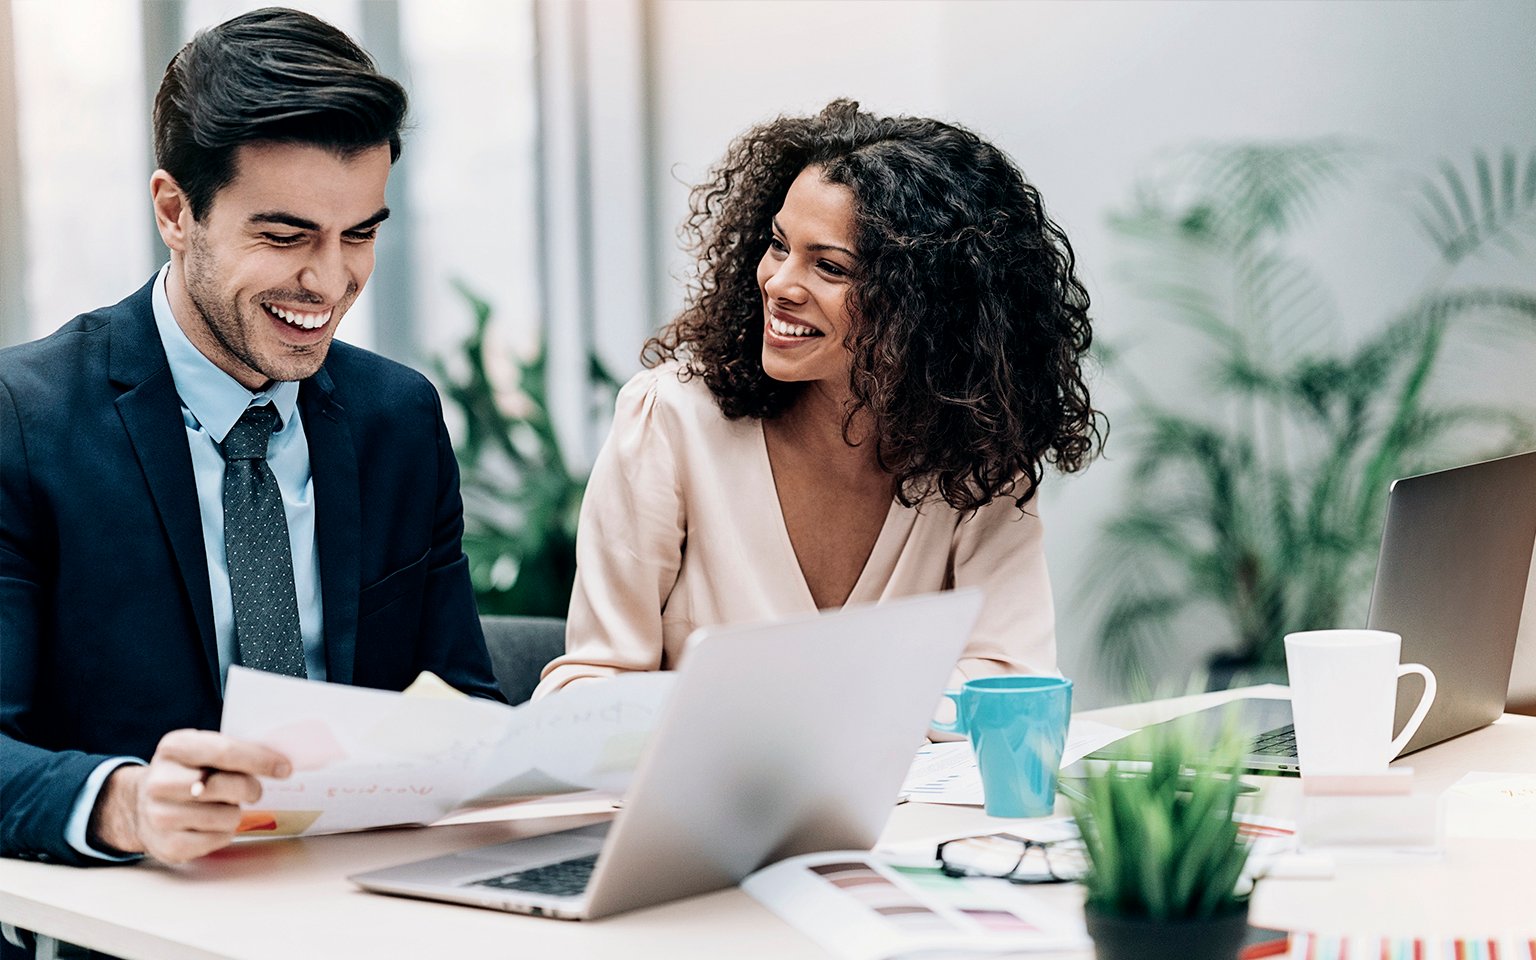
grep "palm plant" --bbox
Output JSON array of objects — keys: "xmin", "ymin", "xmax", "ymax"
[
  {"xmin": 1087, "ymin": 143, "xmax": 1536, "ymax": 692},
  {"xmin": 434, "ymin": 282, "xmax": 620, "ymax": 616}
]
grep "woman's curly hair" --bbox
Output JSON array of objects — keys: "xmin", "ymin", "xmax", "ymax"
[{"xmin": 644, "ymin": 99, "xmax": 1105, "ymax": 512}]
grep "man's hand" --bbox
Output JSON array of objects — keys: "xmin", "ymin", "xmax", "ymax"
[{"xmin": 89, "ymin": 729, "xmax": 292, "ymax": 863}]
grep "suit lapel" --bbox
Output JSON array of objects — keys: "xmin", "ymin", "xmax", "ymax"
[
  {"xmin": 301, "ymin": 369, "xmax": 360, "ymax": 686},
  {"xmin": 108, "ymin": 281, "xmax": 222, "ymax": 694}
]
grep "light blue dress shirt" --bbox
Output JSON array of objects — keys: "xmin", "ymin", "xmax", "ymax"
[{"xmin": 65, "ymin": 264, "xmax": 327, "ymax": 858}]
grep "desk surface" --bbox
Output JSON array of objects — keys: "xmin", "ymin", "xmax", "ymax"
[{"xmin": 5, "ymin": 689, "xmax": 1536, "ymax": 959}]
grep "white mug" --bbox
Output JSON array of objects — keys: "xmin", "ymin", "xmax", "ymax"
[{"xmin": 1284, "ymin": 629, "xmax": 1437, "ymax": 774}]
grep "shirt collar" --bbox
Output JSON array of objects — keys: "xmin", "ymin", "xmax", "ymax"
[{"xmin": 151, "ymin": 263, "xmax": 300, "ymax": 443}]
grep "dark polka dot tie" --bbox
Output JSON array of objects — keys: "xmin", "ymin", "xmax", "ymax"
[{"xmin": 220, "ymin": 404, "xmax": 306, "ymax": 678}]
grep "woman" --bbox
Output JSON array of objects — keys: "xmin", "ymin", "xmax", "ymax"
[{"xmin": 534, "ymin": 99, "xmax": 1103, "ymax": 699}]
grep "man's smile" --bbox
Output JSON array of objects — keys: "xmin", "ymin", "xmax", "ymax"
[{"xmin": 262, "ymin": 302, "xmax": 333, "ymax": 331}]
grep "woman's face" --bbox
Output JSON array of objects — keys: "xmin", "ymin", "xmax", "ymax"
[{"xmin": 756, "ymin": 166, "xmax": 860, "ymax": 389}]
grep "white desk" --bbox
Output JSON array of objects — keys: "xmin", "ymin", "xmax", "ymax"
[
  {"xmin": 1090, "ymin": 687, "xmax": 1536, "ymax": 938},
  {"xmin": 4, "ymin": 689, "xmax": 1536, "ymax": 959}
]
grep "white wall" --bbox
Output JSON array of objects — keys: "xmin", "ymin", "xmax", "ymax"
[
  {"xmin": 398, "ymin": 0, "xmax": 539, "ymax": 363},
  {"xmin": 642, "ymin": 0, "xmax": 1536, "ymax": 706},
  {"xmin": 12, "ymin": 0, "xmax": 152, "ymax": 334},
  {"xmin": 8, "ymin": 0, "xmax": 540, "ymax": 365}
]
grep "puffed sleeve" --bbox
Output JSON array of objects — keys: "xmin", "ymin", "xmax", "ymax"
[
  {"xmin": 532, "ymin": 368, "xmax": 685, "ymax": 697},
  {"xmin": 947, "ymin": 491, "xmax": 1058, "ymax": 689}
]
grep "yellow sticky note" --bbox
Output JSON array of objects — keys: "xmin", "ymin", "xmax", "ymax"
[{"xmin": 402, "ymin": 671, "xmax": 469, "ymax": 700}]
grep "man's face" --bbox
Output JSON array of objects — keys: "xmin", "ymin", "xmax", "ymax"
[{"xmin": 168, "ymin": 141, "xmax": 392, "ymax": 390}]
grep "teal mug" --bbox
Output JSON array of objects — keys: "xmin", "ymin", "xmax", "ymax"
[{"xmin": 932, "ymin": 676, "xmax": 1073, "ymax": 818}]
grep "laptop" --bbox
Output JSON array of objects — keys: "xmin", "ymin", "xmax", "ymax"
[
  {"xmin": 1094, "ymin": 450, "xmax": 1536, "ymax": 774},
  {"xmin": 350, "ymin": 589, "xmax": 983, "ymax": 919}
]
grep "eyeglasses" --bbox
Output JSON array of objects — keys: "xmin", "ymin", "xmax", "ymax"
[{"xmin": 934, "ymin": 832, "xmax": 1089, "ymax": 885}]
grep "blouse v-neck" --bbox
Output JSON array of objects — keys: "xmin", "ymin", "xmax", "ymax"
[
  {"xmin": 755, "ymin": 418, "xmax": 904, "ymax": 611},
  {"xmin": 533, "ymin": 363, "xmax": 1058, "ymax": 700}
]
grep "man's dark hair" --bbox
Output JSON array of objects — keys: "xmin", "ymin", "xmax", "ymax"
[
  {"xmin": 645, "ymin": 99, "xmax": 1106, "ymax": 513},
  {"xmin": 153, "ymin": 6, "xmax": 407, "ymax": 220}
]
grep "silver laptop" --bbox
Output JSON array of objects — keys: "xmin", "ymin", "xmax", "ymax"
[
  {"xmin": 350, "ymin": 589, "xmax": 983, "ymax": 919},
  {"xmin": 1094, "ymin": 450, "xmax": 1536, "ymax": 774}
]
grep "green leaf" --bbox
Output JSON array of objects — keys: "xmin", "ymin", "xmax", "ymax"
[
  {"xmin": 1072, "ymin": 724, "xmax": 1254, "ymax": 920},
  {"xmin": 436, "ymin": 281, "xmax": 623, "ymax": 616},
  {"xmin": 1091, "ymin": 143, "xmax": 1536, "ymax": 684},
  {"xmin": 1412, "ymin": 149, "xmax": 1536, "ymax": 265}
]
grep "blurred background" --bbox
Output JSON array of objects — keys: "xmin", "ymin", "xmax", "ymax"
[{"xmin": 3, "ymin": 0, "xmax": 1534, "ymax": 707}]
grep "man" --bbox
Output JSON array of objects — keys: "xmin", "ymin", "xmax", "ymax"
[{"xmin": 0, "ymin": 7, "xmax": 503, "ymax": 877}]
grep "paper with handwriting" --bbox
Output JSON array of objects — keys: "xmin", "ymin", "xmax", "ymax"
[{"xmin": 220, "ymin": 666, "xmax": 674, "ymax": 838}]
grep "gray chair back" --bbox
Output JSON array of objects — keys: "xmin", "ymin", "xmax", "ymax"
[{"xmin": 480, "ymin": 615, "xmax": 567, "ymax": 705}]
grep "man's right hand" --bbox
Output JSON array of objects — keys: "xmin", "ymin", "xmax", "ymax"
[{"xmin": 89, "ymin": 729, "xmax": 292, "ymax": 864}]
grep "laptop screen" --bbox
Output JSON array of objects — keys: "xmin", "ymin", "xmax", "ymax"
[{"xmin": 1368, "ymin": 450, "xmax": 1536, "ymax": 755}]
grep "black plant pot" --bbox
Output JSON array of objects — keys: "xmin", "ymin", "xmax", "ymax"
[
  {"xmin": 1205, "ymin": 652, "xmax": 1287, "ymax": 692},
  {"xmin": 1084, "ymin": 901, "xmax": 1250, "ymax": 960}
]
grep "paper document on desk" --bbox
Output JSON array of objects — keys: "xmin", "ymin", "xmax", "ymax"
[
  {"xmin": 1442, "ymin": 771, "xmax": 1536, "ymax": 839},
  {"xmin": 902, "ymin": 717, "xmax": 1132, "ymax": 805},
  {"xmin": 742, "ymin": 850, "xmax": 1088, "ymax": 959},
  {"xmin": 220, "ymin": 666, "xmax": 674, "ymax": 838}
]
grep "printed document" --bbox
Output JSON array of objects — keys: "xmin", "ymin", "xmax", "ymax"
[
  {"xmin": 220, "ymin": 666, "xmax": 673, "ymax": 838},
  {"xmin": 742, "ymin": 850, "xmax": 1088, "ymax": 959}
]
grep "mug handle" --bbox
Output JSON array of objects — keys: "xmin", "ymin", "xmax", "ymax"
[
  {"xmin": 931, "ymin": 691, "xmax": 967, "ymax": 735},
  {"xmin": 1388, "ymin": 663, "xmax": 1437, "ymax": 759}
]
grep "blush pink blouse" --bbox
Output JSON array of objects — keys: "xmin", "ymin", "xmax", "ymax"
[{"xmin": 533, "ymin": 363, "xmax": 1058, "ymax": 699}]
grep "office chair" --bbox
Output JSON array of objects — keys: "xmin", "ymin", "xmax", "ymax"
[{"xmin": 480, "ymin": 615, "xmax": 567, "ymax": 705}]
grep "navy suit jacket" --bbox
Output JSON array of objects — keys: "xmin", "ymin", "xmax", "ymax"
[{"xmin": 0, "ymin": 276, "xmax": 504, "ymax": 866}]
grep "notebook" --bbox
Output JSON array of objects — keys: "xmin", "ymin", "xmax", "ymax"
[
  {"xmin": 350, "ymin": 589, "xmax": 983, "ymax": 919},
  {"xmin": 1094, "ymin": 450, "xmax": 1536, "ymax": 774}
]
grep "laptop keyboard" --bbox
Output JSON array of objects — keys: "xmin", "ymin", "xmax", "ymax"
[
  {"xmin": 1249, "ymin": 724, "xmax": 1298, "ymax": 757},
  {"xmin": 469, "ymin": 853, "xmax": 598, "ymax": 898}
]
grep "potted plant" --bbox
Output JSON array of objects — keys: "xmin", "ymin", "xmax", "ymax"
[
  {"xmin": 1085, "ymin": 143, "xmax": 1536, "ymax": 693},
  {"xmin": 433, "ymin": 282, "xmax": 621, "ymax": 616},
  {"xmin": 1069, "ymin": 725, "xmax": 1257, "ymax": 960}
]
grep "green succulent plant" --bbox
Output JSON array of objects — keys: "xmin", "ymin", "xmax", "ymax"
[
  {"xmin": 1085, "ymin": 143, "xmax": 1536, "ymax": 693},
  {"xmin": 434, "ymin": 281, "xmax": 621, "ymax": 617}
]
